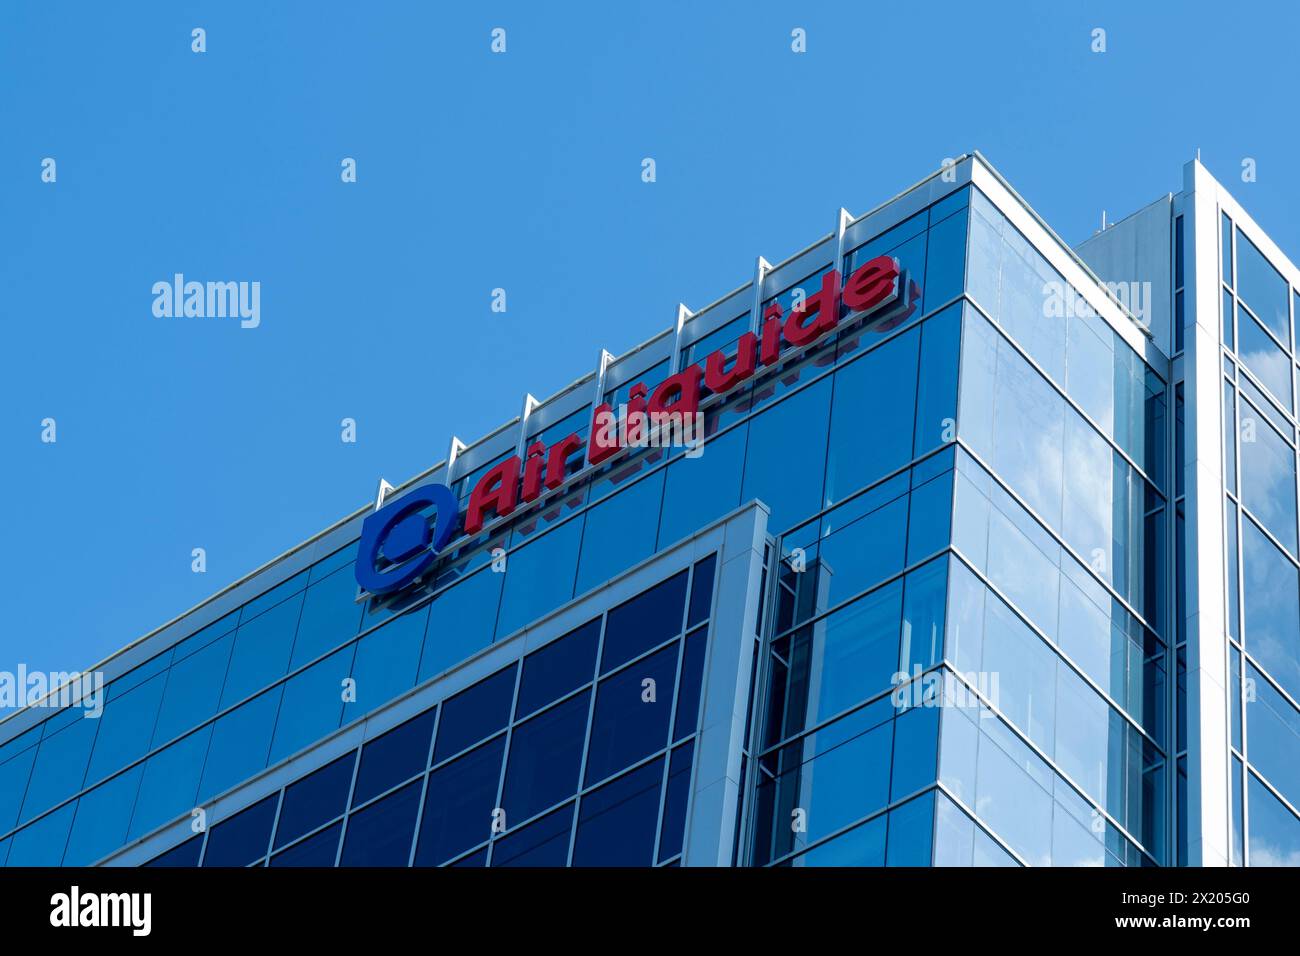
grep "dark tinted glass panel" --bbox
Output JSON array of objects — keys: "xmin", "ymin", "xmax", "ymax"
[
  {"xmin": 491, "ymin": 803, "xmax": 574, "ymax": 867},
  {"xmin": 415, "ymin": 736, "xmax": 505, "ymax": 866},
  {"xmin": 585, "ymin": 643, "xmax": 679, "ymax": 786},
  {"xmin": 203, "ymin": 795, "xmax": 278, "ymax": 867},
  {"xmin": 270, "ymin": 821, "xmax": 342, "ymax": 867},
  {"xmin": 353, "ymin": 710, "xmax": 436, "ymax": 806},
  {"xmin": 144, "ymin": 834, "xmax": 203, "ymax": 867},
  {"xmin": 516, "ymin": 619, "xmax": 599, "ymax": 719},
  {"xmin": 688, "ymin": 554, "xmax": 717, "ymax": 628},
  {"xmin": 501, "ymin": 691, "xmax": 589, "ymax": 824},
  {"xmin": 450, "ymin": 848, "xmax": 488, "ymax": 867},
  {"xmin": 433, "ymin": 667, "xmax": 516, "ymax": 763},
  {"xmin": 673, "ymin": 628, "xmax": 708, "ymax": 742},
  {"xmin": 572, "ymin": 757, "xmax": 664, "ymax": 867},
  {"xmin": 601, "ymin": 571, "xmax": 688, "ymax": 673},
  {"xmin": 274, "ymin": 753, "xmax": 354, "ymax": 850},
  {"xmin": 657, "ymin": 742, "xmax": 694, "ymax": 862},
  {"xmin": 220, "ymin": 594, "xmax": 303, "ymax": 708},
  {"xmin": 340, "ymin": 780, "xmax": 421, "ymax": 866}
]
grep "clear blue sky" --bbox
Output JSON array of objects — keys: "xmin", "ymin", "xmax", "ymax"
[{"xmin": 1, "ymin": 0, "xmax": 1297, "ymax": 693}]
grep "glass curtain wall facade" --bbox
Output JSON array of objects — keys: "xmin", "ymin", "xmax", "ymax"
[{"xmin": 21, "ymin": 153, "xmax": 1300, "ymax": 869}]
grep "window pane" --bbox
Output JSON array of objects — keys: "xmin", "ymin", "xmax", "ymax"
[
  {"xmin": 491, "ymin": 802, "xmax": 574, "ymax": 867},
  {"xmin": 886, "ymin": 791, "xmax": 935, "ymax": 866},
  {"xmin": 572, "ymin": 757, "xmax": 664, "ymax": 866},
  {"xmin": 19, "ymin": 716, "xmax": 97, "ymax": 825},
  {"xmin": 585, "ymin": 643, "xmax": 678, "ymax": 786},
  {"xmin": 1245, "ymin": 664, "xmax": 1300, "ymax": 810},
  {"xmin": 129, "ymin": 726, "xmax": 211, "ymax": 840},
  {"xmin": 203, "ymin": 794, "xmax": 277, "ymax": 867},
  {"xmin": 418, "ymin": 567, "xmax": 503, "ymax": 683},
  {"xmin": 502, "ymin": 691, "xmax": 589, "ymax": 822},
  {"xmin": 275, "ymin": 752, "xmax": 354, "ymax": 849},
  {"xmin": 145, "ymin": 834, "xmax": 202, "ymax": 867},
  {"xmin": 1247, "ymin": 771, "xmax": 1300, "ymax": 866},
  {"xmin": 673, "ymin": 629, "xmax": 708, "ymax": 742},
  {"xmin": 600, "ymin": 570, "xmax": 687, "ymax": 673},
  {"xmin": 496, "ymin": 516, "xmax": 582, "ymax": 638},
  {"xmin": 575, "ymin": 468, "xmax": 666, "ymax": 595},
  {"xmin": 269, "ymin": 647, "xmax": 351, "ymax": 764},
  {"xmin": 657, "ymin": 742, "xmax": 694, "ymax": 862},
  {"xmin": 1238, "ymin": 403, "xmax": 1297, "ymax": 554},
  {"xmin": 415, "ymin": 736, "xmax": 505, "ymax": 866},
  {"xmin": 270, "ymin": 821, "xmax": 341, "ymax": 867},
  {"xmin": 656, "ymin": 423, "xmax": 745, "ymax": 550},
  {"xmin": 343, "ymin": 606, "xmax": 428, "ymax": 723},
  {"xmin": 517, "ymin": 619, "xmax": 599, "ymax": 719},
  {"xmin": 340, "ymin": 780, "xmax": 421, "ymax": 866},
  {"xmin": 787, "ymin": 814, "xmax": 886, "ymax": 866},
  {"xmin": 1241, "ymin": 515, "xmax": 1300, "ymax": 699},
  {"xmin": 220, "ymin": 594, "xmax": 303, "ymax": 709},
  {"xmin": 151, "ymin": 631, "xmax": 234, "ymax": 747},
  {"xmin": 62, "ymin": 765, "xmax": 143, "ymax": 866},
  {"xmin": 84, "ymin": 674, "xmax": 166, "ymax": 786},
  {"xmin": 433, "ymin": 667, "xmax": 515, "ymax": 763},
  {"xmin": 687, "ymin": 554, "xmax": 717, "ymax": 628},
  {"xmin": 353, "ymin": 709, "xmax": 436, "ymax": 807},
  {"xmin": 1238, "ymin": 312, "xmax": 1293, "ymax": 410},
  {"xmin": 1236, "ymin": 233, "xmax": 1290, "ymax": 344},
  {"xmin": 825, "ymin": 329, "xmax": 921, "ymax": 507},
  {"xmin": 291, "ymin": 567, "xmax": 365, "ymax": 669},
  {"xmin": 742, "ymin": 377, "xmax": 832, "ymax": 535},
  {"xmin": 197, "ymin": 687, "xmax": 281, "ymax": 803}
]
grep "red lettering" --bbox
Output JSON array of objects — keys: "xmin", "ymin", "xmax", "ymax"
[
  {"xmin": 647, "ymin": 364, "xmax": 703, "ymax": 417},
  {"xmin": 521, "ymin": 441, "xmax": 546, "ymax": 503},
  {"xmin": 464, "ymin": 456, "xmax": 521, "ymax": 536},
  {"xmin": 842, "ymin": 255, "xmax": 900, "ymax": 314},
  {"xmin": 704, "ymin": 332, "xmax": 757, "ymax": 393},
  {"xmin": 783, "ymin": 269, "xmax": 842, "ymax": 347},
  {"xmin": 588, "ymin": 404, "xmax": 621, "ymax": 465},
  {"xmin": 545, "ymin": 433, "xmax": 586, "ymax": 489}
]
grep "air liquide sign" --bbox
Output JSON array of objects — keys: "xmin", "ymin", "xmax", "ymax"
[{"xmin": 356, "ymin": 255, "xmax": 906, "ymax": 597}]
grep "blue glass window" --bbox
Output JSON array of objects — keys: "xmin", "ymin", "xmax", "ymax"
[
  {"xmin": 19, "ymin": 715, "xmax": 98, "ymax": 825},
  {"xmin": 268, "ymin": 647, "xmax": 352, "ymax": 765},
  {"xmin": 415, "ymin": 736, "xmax": 505, "ymax": 866},
  {"xmin": 924, "ymin": 207, "xmax": 968, "ymax": 311},
  {"xmin": 84, "ymin": 675, "xmax": 165, "ymax": 788},
  {"xmin": 890, "ymin": 703, "xmax": 940, "ymax": 800},
  {"xmin": 516, "ymin": 619, "xmax": 599, "ymax": 719},
  {"xmin": 0, "ymin": 745, "xmax": 37, "ymax": 833},
  {"xmin": 1238, "ymin": 402, "xmax": 1297, "ymax": 555},
  {"xmin": 1238, "ymin": 313, "xmax": 1293, "ymax": 409},
  {"xmin": 1247, "ymin": 771, "xmax": 1300, "ymax": 866},
  {"xmin": 585, "ymin": 643, "xmax": 678, "ymax": 785},
  {"xmin": 7, "ymin": 802, "xmax": 74, "ymax": 866},
  {"xmin": 129, "ymin": 725, "xmax": 211, "ymax": 840},
  {"xmin": 151, "ymin": 631, "xmax": 233, "ymax": 748},
  {"xmin": 354, "ymin": 709, "xmax": 436, "ymax": 806},
  {"xmin": 688, "ymin": 554, "xmax": 716, "ymax": 628},
  {"xmin": 673, "ymin": 628, "xmax": 707, "ymax": 742},
  {"xmin": 742, "ymin": 377, "xmax": 832, "ymax": 536},
  {"xmin": 496, "ymin": 516, "xmax": 582, "ymax": 638},
  {"xmin": 825, "ymin": 329, "xmax": 919, "ymax": 506},
  {"xmin": 340, "ymin": 780, "xmax": 421, "ymax": 866},
  {"xmin": 62, "ymin": 765, "xmax": 143, "ymax": 866},
  {"xmin": 575, "ymin": 469, "xmax": 666, "ymax": 595},
  {"xmin": 656, "ymin": 421, "xmax": 746, "ymax": 551},
  {"xmin": 344, "ymin": 607, "xmax": 428, "ymax": 723},
  {"xmin": 290, "ymin": 568, "xmax": 365, "ymax": 669},
  {"xmin": 1236, "ymin": 233, "xmax": 1290, "ymax": 344},
  {"xmin": 145, "ymin": 834, "xmax": 202, "ymax": 867},
  {"xmin": 270, "ymin": 821, "xmax": 341, "ymax": 867},
  {"xmin": 886, "ymin": 791, "xmax": 935, "ymax": 866},
  {"xmin": 600, "ymin": 570, "xmax": 687, "ymax": 673},
  {"xmin": 1241, "ymin": 515, "xmax": 1300, "ymax": 699},
  {"xmin": 1245, "ymin": 664, "xmax": 1300, "ymax": 811},
  {"xmin": 203, "ymin": 794, "xmax": 277, "ymax": 867},
  {"xmin": 501, "ymin": 691, "xmax": 589, "ymax": 823},
  {"xmin": 657, "ymin": 741, "xmax": 694, "ymax": 862},
  {"xmin": 275, "ymin": 752, "xmax": 354, "ymax": 849},
  {"xmin": 491, "ymin": 803, "xmax": 574, "ymax": 867},
  {"xmin": 418, "ymin": 567, "xmax": 504, "ymax": 683},
  {"xmin": 433, "ymin": 666, "xmax": 515, "ymax": 763},
  {"xmin": 220, "ymin": 594, "xmax": 303, "ymax": 709},
  {"xmin": 572, "ymin": 757, "xmax": 664, "ymax": 866},
  {"xmin": 197, "ymin": 687, "xmax": 281, "ymax": 803},
  {"xmin": 786, "ymin": 814, "xmax": 886, "ymax": 866}
]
